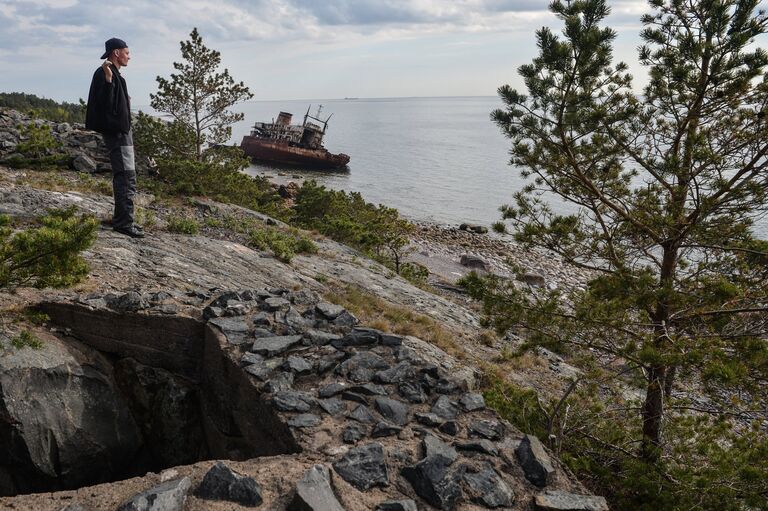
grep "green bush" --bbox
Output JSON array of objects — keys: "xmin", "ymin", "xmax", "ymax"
[
  {"xmin": 166, "ymin": 215, "xmax": 200, "ymax": 235},
  {"xmin": 249, "ymin": 227, "xmax": 317, "ymax": 263},
  {"xmin": 0, "ymin": 207, "xmax": 98, "ymax": 289},
  {"xmin": 10, "ymin": 330, "xmax": 43, "ymax": 350},
  {"xmin": 292, "ymin": 180, "xmax": 414, "ymax": 272},
  {"xmin": 400, "ymin": 261, "xmax": 429, "ymax": 286},
  {"xmin": 5, "ymin": 123, "xmax": 70, "ymax": 169}
]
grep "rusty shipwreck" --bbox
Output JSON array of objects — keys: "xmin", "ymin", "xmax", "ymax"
[{"xmin": 240, "ymin": 106, "xmax": 350, "ymax": 169}]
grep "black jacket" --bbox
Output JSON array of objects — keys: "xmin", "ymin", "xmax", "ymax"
[{"xmin": 85, "ymin": 65, "xmax": 131, "ymax": 134}]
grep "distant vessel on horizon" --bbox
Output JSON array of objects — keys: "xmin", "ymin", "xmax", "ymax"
[{"xmin": 240, "ymin": 105, "xmax": 350, "ymax": 170}]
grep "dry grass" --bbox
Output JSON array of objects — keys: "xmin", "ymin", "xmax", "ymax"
[
  {"xmin": 324, "ymin": 284, "xmax": 467, "ymax": 360},
  {"xmin": 18, "ymin": 169, "xmax": 113, "ymax": 196}
]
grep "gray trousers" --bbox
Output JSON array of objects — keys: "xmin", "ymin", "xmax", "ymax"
[{"xmin": 102, "ymin": 129, "xmax": 136, "ymax": 229}]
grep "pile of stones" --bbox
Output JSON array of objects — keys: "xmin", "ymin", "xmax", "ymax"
[{"xmin": 190, "ymin": 287, "xmax": 608, "ymax": 510}]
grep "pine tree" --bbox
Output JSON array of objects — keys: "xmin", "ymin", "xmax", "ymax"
[
  {"xmin": 0, "ymin": 207, "xmax": 98, "ymax": 289},
  {"xmin": 489, "ymin": 0, "xmax": 768, "ymax": 474},
  {"xmin": 150, "ymin": 28, "xmax": 253, "ymax": 161}
]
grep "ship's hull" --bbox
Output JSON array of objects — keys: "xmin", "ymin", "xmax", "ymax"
[{"xmin": 240, "ymin": 136, "xmax": 350, "ymax": 169}]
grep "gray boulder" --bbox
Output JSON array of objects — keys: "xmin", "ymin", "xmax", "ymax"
[
  {"xmin": 288, "ymin": 464, "xmax": 345, "ymax": 511},
  {"xmin": 516, "ymin": 435, "xmax": 555, "ymax": 487},
  {"xmin": 117, "ymin": 477, "xmax": 191, "ymax": 511},
  {"xmin": 0, "ymin": 335, "xmax": 142, "ymax": 493},
  {"xmin": 463, "ymin": 468, "xmax": 514, "ymax": 508},
  {"xmin": 195, "ymin": 462, "xmax": 263, "ymax": 506},
  {"xmin": 72, "ymin": 153, "xmax": 98, "ymax": 173},
  {"xmin": 534, "ymin": 490, "xmax": 609, "ymax": 511},
  {"xmin": 332, "ymin": 442, "xmax": 389, "ymax": 491}
]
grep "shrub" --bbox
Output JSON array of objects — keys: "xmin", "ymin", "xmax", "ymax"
[
  {"xmin": 5, "ymin": 123, "xmax": 70, "ymax": 169},
  {"xmin": 0, "ymin": 207, "xmax": 98, "ymax": 289},
  {"xmin": 292, "ymin": 180, "xmax": 414, "ymax": 272},
  {"xmin": 10, "ymin": 330, "xmax": 43, "ymax": 350},
  {"xmin": 249, "ymin": 227, "xmax": 317, "ymax": 263},
  {"xmin": 400, "ymin": 261, "xmax": 429, "ymax": 286},
  {"xmin": 166, "ymin": 215, "xmax": 200, "ymax": 235}
]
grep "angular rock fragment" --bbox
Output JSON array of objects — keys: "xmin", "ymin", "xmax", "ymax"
[
  {"xmin": 423, "ymin": 435, "xmax": 458, "ymax": 463},
  {"xmin": 401, "ymin": 455, "xmax": 461, "ymax": 511},
  {"xmin": 252, "ymin": 312, "xmax": 271, "ymax": 326},
  {"xmin": 372, "ymin": 421, "xmax": 403, "ymax": 438},
  {"xmin": 347, "ymin": 383, "xmax": 387, "ymax": 396},
  {"xmin": 349, "ymin": 404, "xmax": 376, "ymax": 424},
  {"xmin": 287, "ymin": 289, "xmax": 318, "ymax": 305},
  {"xmin": 439, "ymin": 421, "xmax": 460, "ymax": 436},
  {"xmin": 332, "ymin": 443, "xmax": 389, "ymax": 490},
  {"xmin": 289, "ymin": 414, "xmax": 321, "ymax": 428},
  {"xmin": 195, "ymin": 462, "xmax": 263, "ymax": 506},
  {"xmin": 375, "ymin": 500, "xmax": 418, "ymax": 511},
  {"xmin": 415, "ymin": 412, "xmax": 444, "ymax": 427},
  {"xmin": 244, "ymin": 363, "xmax": 272, "ymax": 381},
  {"xmin": 284, "ymin": 355, "xmax": 313, "ymax": 375},
  {"xmin": 264, "ymin": 372, "xmax": 295, "ymax": 393},
  {"xmin": 432, "ymin": 377, "xmax": 460, "ymax": 395},
  {"xmin": 117, "ymin": 477, "xmax": 191, "ymax": 511},
  {"xmin": 468, "ymin": 419, "xmax": 505, "ymax": 440},
  {"xmin": 305, "ymin": 329, "xmax": 342, "ymax": 346},
  {"xmin": 380, "ymin": 333, "xmax": 404, "ymax": 347},
  {"xmin": 459, "ymin": 393, "xmax": 486, "ymax": 412},
  {"xmin": 262, "ymin": 296, "xmax": 290, "ymax": 311},
  {"xmin": 332, "ymin": 327, "xmax": 381, "ymax": 348},
  {"xmin": 288, "ymin": 464, "xmax": 345, "ymax": 511},
  {"xmin": 374, "ymin": 397, "xmax": 410, "ymax": 426},
  {"xmin": 516, "ymin": 435, "xmax": 555, "ymax": 487},
  {"xmin": 251, "ymin": 335, "xmax": 303, "ymax": 357},
  {"xmin": 431, "ymin": 395, "xmax": 460, "ymax": 419},
  {"xmin": 208, "ymin": 317, "xmax": 250, "ymax": 335},
  {"xmin": 341, "ymin": 391, "xmax": 368, "ymax": 405},
  {"xmin": 332, "ymin": 309, "xmax": 359, "ymax": 327},
  {"xmin": 315, "ymin": 302, "xmax": 346, "ymax": 320},
  {"xmin": 399, "ymin": 381, "xmax": 428, "ymax": 403},
  {"xmin": 273, "ymin": 390, "xmax": 314, "ymax": 413},
  {"xmin": 284, "ymin": 307, "xmax": 310, "ymax": 331},
  {"xmin": 533, "ymin": 491, "xmax": 609, "ymax": 511},
  {"xmin": 463, "ymin": 468, "xmax": 514, "ymax": 508},
  {"xmin": 318, "ymin": 382, "xmax": 348, "ymax": 398},
  {"xmin": 253, "ymin": 327, "xmax": 274, "ymax": 338},
  {"xmin": 240, "ymin": 352, "xmax": 264, "ymax": 366},
  {"xmin": 374, "ymin": 362, "xmax": 415, "ymax": 384},
  {"xmin": 460, "ymin": 254, "xmax": 490, "ymax": 271},
  {"xmin": 456, "ymin": 439, "xmax": 499, "ymax": 456},
  {"xmin": 318, "ymin": 398, "xmax": 346, "ymax": 416},
  {"xmin": 342, "ymin": 423, "xmax": 368, "ymax": 444},
  {"xmin": 337, "ymin": 352, "xmax": 390, "ymax": 382}
]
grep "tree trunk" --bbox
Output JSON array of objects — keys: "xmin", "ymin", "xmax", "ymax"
[
  {"xmin": 641, "ymin": 243, "xmax": 678, "ymax": 461},
  {"xmin": 664, "ymin": 365, "xmax": 676, "ymax": 398},
  {"xmin": 641, "ymin": 363, "xmax": 667, "ymax": 460}
]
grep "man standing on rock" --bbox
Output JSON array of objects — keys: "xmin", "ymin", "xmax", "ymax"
[{"xmin": 85, "ymin": 37, "xmax": 144, "ymax": 238}]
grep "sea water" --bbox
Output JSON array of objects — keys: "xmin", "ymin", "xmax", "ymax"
[{"xmin": 232, "ymin": 96, "xmax": 767, "ymax": 239}]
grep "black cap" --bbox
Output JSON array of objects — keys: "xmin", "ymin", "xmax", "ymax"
[{"xmin": 100, "ymin": 38, "xmax": 127, "ymax": 59}]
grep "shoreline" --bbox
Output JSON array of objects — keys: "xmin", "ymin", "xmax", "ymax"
[{"xmin": 262, "ymin": 172, "xmax": 594, "ymax": 293}]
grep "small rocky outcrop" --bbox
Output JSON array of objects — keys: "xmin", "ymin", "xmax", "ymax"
[
  {"xmin": 194, "ymin": 462, "xmax": 263, "ymax": 506},
  {"xmin": 0, "ymin": 331, "xmax": 142, "ymax": 495},
  {"xmin": 116, "ymin": 477, "xmax": 191, "ymax": 511},
  {"xmin": 0, "ymin": 287, "xmax": 608, "ymax": 509}
]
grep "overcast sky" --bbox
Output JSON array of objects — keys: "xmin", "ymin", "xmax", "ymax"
[{"xmin": 0, "ymin": 0, "xmax": 763, "ymax": 106}]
